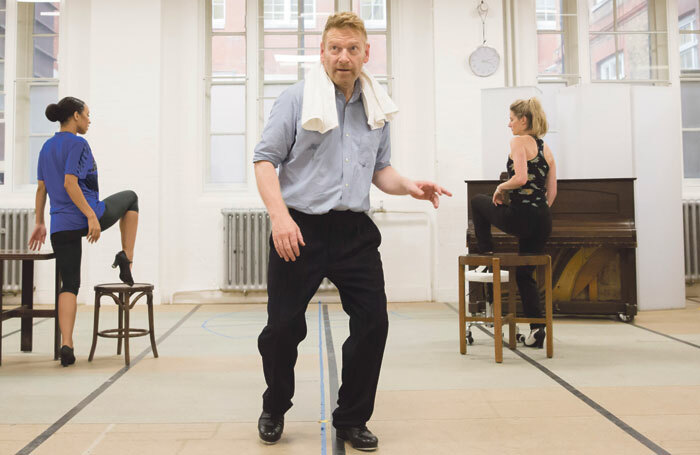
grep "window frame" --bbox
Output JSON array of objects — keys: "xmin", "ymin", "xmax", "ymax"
[
  {"xmin": 205, "ymin": 0, "xmax": 248, "ymax": 189},
  {"xmin": 588, "ymin": 0, "xmax": 670, "ymax": 84},
  {"xmin": 12, "ymin": 0, "xmax": 61, "ymax": 191},
  {"xmin": 204, "ymin": 0, "xmax": 392, "ymax": 191},
  {"xmin": 536, "ymin": 0, "xmax": 579, "ymax": 85},
  {"xmin": 0, "ymin": 1, "xmax": 7, "ymax": 186},
  {"xmin": 680, "ymin": 6, "xmax": 700, "ymax": 187}
]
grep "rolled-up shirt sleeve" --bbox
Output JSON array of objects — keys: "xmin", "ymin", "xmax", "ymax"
[
  {"xmin": 253, "ymin": 87, "xmax": 298, "ymax": 168},
  {"xmin": 374, "ymin": 122, "xmax": 391, "ymax": 172}
]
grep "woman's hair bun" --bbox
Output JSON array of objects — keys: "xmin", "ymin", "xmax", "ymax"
[
  {"xmin": 44, "ymin": 97, "xmax": 85, "ymax": 123},
  {"xmin": 45, "ymin": 103, "xmax": 62, "ymax": 122}
]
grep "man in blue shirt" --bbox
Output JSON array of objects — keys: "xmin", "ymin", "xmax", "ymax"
[{"xmin": 253, "ymin": 12, "xmax": 451, "ymax": 451}]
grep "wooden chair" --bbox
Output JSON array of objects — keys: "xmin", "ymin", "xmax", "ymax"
[
  {"xmin": 89, "ymin": 283, "xmax": 158, "ymax": 366},
  {"xmin": 458, "ymin": 253, "xmax": 553, "ymax": 363}
]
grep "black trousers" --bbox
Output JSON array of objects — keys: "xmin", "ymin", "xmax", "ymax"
[
  {"xmin": 471, "ymin": 194, "xmax": 552, "ymax": 328},
  {"xmin": 258, "ymin": 209, "xmax": 388, "ymax": 429}
]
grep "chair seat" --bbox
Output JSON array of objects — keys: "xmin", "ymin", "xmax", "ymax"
[
  {"xmin": 94, "ymin": 283, "xmax": 154, "ymax": 293},
  {"xmin": 465, "ymin": 268, "xmax": 509, "ymax": 282}
]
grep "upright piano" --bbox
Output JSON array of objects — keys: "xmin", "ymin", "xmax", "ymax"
[{"xmin": 465, "ymin": 178, "xmax": 638, "ymax": 321}]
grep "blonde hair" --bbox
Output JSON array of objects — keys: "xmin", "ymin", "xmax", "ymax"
[
  {"xmin": 322, "ymin": 11, "xmax": 368, "ymax": 43},
  {"xmin": 510, "ymin": 97, "xmax": 548, "ymax": 138}
]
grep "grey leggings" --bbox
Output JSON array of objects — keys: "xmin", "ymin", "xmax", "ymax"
[{"xmin": 50, "ymin": 190, "xmax": 139, "ymax": 295}]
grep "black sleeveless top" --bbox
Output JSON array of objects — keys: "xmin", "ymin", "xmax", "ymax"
[{"xmin": 506, "ymin": 136, "xmax": 549, "ymax": 208}]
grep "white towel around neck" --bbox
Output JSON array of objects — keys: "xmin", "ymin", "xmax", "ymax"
[{"xmin": 301, "ymin": 61, "xmax": 398, "ymax": 134}]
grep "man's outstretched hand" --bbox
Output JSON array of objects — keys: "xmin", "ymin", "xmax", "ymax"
[{"xmin": 407, "ymin": 181, "xmax": 453, "ymax": 208}]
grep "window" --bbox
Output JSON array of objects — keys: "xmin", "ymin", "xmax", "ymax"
[
  {"xmin": 680, "ymin": 1, "xmax": 700, "ymax": 180},
  {"xmin": 213, "ymin": 0, "xmax": 226, "ymax": 29},
  {"xmin": 206, "ymin": 1, "xmax": 392, "ymax": 188},
  {"xmin": 597, "ymin": 50, "xmax": 624, "ymax": 79},
  {"xmin": 588, "ymin": 0, "xmax": 668, "ymax": 82},
  {"xmin": 352, "ymin": 0, "xmax": 390, "ymax": 85},
  {"xmin": 260, "ymin": 0, "xmax": 332, "ymax": 127},
  {"xmin": 263, "ymin": 0, "xmax": 316, "ymax": 30},
  {"xmin": 680, "ymin": 13, "xmax": 699, "ymax": 70},
  {"xmin": 0, "ymin": 0, "xmax": 6, "ymax": 185},
  {"xmin": 207, "ymin": 0, "xmax": 246, "ymax": 185},
  {"xmin": 359, "ymin": 0, "xmax": 386, "ymax": 30},
  {"xmin": 14, "ymin": 1, "xmax": 60, "ymax": 186},
  {"xmin": 536, "ymin": 0, "xmax": 578, "ymax": 83}
]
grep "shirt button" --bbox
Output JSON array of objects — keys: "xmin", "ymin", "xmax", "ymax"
[
  {"xmin": 345, "ymin": 184, "xmax": 349, "ymax": 187},
  {"xmin": 345, "ymin": 158, "xmax": 349, "ymax": 162},
  {"xmin": 345, "ymin": 133, "xmax": 349, "ymax": 137}
]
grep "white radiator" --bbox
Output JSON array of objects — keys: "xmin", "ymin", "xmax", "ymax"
[
  {"xmin": 1, "ymin": 209, "xmax": 34, "ymax": 292},
  {"xmin": 222, "ymin": 209, "xmax": 334, "ymax": 292},
  {"xmin": 684, "ymin": 200, "xmax": 700, "ymax": 283}
]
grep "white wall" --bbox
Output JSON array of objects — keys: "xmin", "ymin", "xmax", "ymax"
[
  {"xmin": 5, "ymin": 0, "xmax": 688, "ymax": 311},
  {"xmin": 632, "ymin": 85, "xmax": 685, "ymax": 310},
  {"xmin": 432, "ymin": 0, "xmax": 508, "ymax": 302}
]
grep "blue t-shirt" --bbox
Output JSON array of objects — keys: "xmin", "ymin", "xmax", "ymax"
[{"xmin": 37, "ymin": 132, "xmax": 106, "ymax": 234}]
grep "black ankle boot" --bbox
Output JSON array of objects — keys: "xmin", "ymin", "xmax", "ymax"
[
  {"xmin": 60, "ymin": 345, "xmax": 76, "ymax": 367},
  {"xmin": 112, "ymin": 251, "xmax": 134, "ymax": 286},
  {"xmin": 522, "ymin": 327, "xmax": 545, "ymax": 348}
]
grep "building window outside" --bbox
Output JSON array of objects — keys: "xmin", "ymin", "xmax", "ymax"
[
  {"xmin": 588, "ymin": 0, "xmax": 669, "ymax": 82},
  {"xmin": 359, "ymin": 0, "xmax": 386, "ymax": 30},
  {"xmin": 536, "ymin": 0, "xmax": 578, "ymax": 84},
  {"xmin": 14, "ymin": 1, "xmax": 60, "ymax": 187},
  {"xmin": 264, "ymin": 0, "xmax": 316, "ymax": 29},
  {"xmin": 680, "ymin": 13, "xmax": 698, "ymax": 70},
  {"xmin": 597, "ymin": 50, "xmax": 625, "ymax": 79},
  {"xmin": 207, "ymin": 0, "xmax": 246, "ymax": 185},
  {"xmin": 213, "ymin": 0, "xmax": 226, "ymax": 29},
  {"xmin": 681, "ymin": 1, "xmax": 700, "ymax": 180}
]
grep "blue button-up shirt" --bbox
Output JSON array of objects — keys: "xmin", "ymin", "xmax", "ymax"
[{"xmin": 253, "ymin": 79, "xmax": 391, "ymax": 215}]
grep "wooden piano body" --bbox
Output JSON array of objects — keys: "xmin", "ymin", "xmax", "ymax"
[{"xmin": 466, "ymin": 178, "xmax": 638, "ymax": 320}]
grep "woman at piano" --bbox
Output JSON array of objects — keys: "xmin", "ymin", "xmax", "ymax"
[{"xmin": 471, "ymin": 97, "xmax": 557, "ymax": 348}]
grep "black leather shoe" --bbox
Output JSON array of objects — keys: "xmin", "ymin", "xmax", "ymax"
[
  {"xmin": 258, "ymin": 411, "xmax": 283, "ymax": 444},
  {"xmin": 336, "ymin": 426, "xmax": 378, "ymax": 451},
  {"xmin": 60, "ymin": 345, "xmax": 76, "ymax": 367},
  {"xmin": 111, "ymin": 250, "xmax": 134, "ymax": 286}
]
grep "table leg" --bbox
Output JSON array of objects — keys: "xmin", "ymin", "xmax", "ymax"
[
  {"xmin": 0, "ymin": 260, "xmax": 4, "ymax": 365},
  {"xmin": 459, "ymin": 260, "xmax": 466, "ymax": 355},
  {"xmin": 20, "ymin": 260, "xmax": 34, "ymax": 352}
]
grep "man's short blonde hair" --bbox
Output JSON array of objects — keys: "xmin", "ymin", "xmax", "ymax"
[{"xmin": 322, "ymin": 11, "xmax": 368, "ymax": 43}]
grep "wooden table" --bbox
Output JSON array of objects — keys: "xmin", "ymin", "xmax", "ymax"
[{"xmin": 0, "ymin": 250, "xmax": 60, "ymax": 365}]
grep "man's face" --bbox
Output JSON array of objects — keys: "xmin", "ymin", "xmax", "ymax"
[{"xmin": 320, "ymin": 27, "xmax": 370, "ymax": 91}]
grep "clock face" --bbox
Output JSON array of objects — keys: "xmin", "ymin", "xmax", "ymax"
[{"xmin": 469, "ymin": 45, "xmax": 500, "ymax": 77}]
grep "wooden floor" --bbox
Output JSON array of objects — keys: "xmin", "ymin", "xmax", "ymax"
[{"xmin": 1, "ymin": 297, "xmax": 699, "ymax": 455}]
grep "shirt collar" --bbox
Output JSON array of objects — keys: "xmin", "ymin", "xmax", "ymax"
[{"xmin": 335, "ymin": 78, "xmax": 362, "ymax": 104}]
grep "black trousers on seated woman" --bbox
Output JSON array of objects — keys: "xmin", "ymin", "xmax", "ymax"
[{"xmin": 471, "ymin": 194, "xmax": 552, "ymax": 328}]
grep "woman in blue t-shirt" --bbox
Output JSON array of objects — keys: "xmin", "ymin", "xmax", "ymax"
[{"xmin": 28, "ymin": 96, "xmax": 139, "ymax": 367}]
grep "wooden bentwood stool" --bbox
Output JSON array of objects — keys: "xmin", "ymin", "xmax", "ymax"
[
  {"xmin": 89, "ymin": 283, "xmax": 158, "ymax": 366},
  {"xmin": 458, "ymin": 254, "xmax": 553, "ymax": 363}
]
